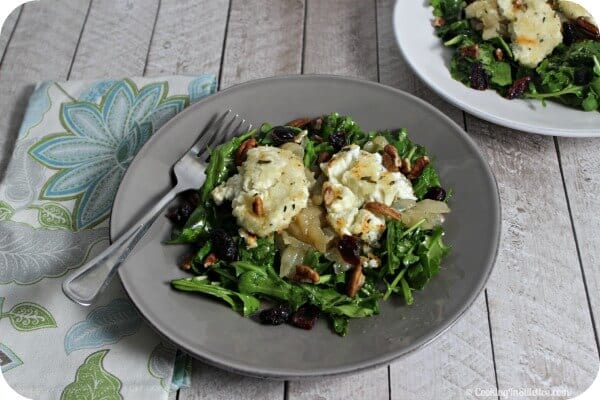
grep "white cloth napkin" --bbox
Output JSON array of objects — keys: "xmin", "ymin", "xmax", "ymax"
[{"xmin": 0, "ymin": 75, "xmax": 216, "ymax": 399}]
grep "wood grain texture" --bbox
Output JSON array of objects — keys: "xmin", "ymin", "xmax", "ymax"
[
  {"xmin": 179, "ymin": 362, "xmax": 283, "ymax": 400},
  {"xmin": 68, "ymin": 0, "xmax": 159, "ymax": 79},
  {"xmin": 377, "ymin": 0, "xmax": 462, "ymax": 124},
  {"xmin": 295, "ymin": 0, "xmax": 389, "ymax": 397},
  {"xmin": 220, "ymin": 0, "xmax": 304, "ymax": 89},
  {"xmin": 0, "ymin": 0, "xmax": 90, "ymax": 174},
  {"xmin": 389, "ymin": 294, "xmax": 496, "ymax": 400},
  {"xmin": 377, "ymin": 1, "xmax": 497, "ymax": 398},
  {"xmin": 0, "ymin": 5, "xmax": 21, "ymax": 59},
  {"xmin": 144, "ymin": 0, "xmax": 229, "ymax": 77},
  {"xmin": 556, "ymin": 138, "xmax": 600, "ymax": 343},
  {"xmin": 466, "ymin": 118, "xmax": 599, "ymax": 398},
  {"xmin": 288, "ymin": 367, "xmax": 389, "ymax": 400},
  {"xmin": 304, "ymin": 0, "xmax": 377, "ymax": 80}
]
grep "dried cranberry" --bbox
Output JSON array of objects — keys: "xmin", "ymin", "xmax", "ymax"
[
  {"xmin": 259, "ymin": 304, "xmax": 292, "ymax": 325},
  {"xmin": 337, "ymin": 235, "xmax": 362, "ymax": 266},
  {"xmin": 470, "ymin": 63, "xmax": 488, "ymax": 91},
  {"xmin": 563, "ymin": 22, "xmax": 578, "ymax": 45},
  {"xmin": 210, "ymin": 228, "xmax": 238, "ymax": 262},
  {"xmin": 574, "ymin": 69, "xmax": 592, "ymax": 86},
  {"xmin": 290, "ymin": 304, "xmax": 320, "ymax": 330},
  {"xmin": 270, "ymin": 126, "xmax": 296, "ymax": 145},
  {"xmin": 424, "ymin": 187, "xmax": 447, "ymax": 202},
  {"xmin": 506, "ymin": 76, "xmax": 532, "ymax": 100},
  {"xmin": 166, "ymin": 199, "xmax": 196, "ymax": 225},
  {"xmin": 329, "ymin": 131, "xmax": 346, "ymax": 152}
]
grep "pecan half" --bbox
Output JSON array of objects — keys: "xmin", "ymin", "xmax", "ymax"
[
  {"xmin": 347, "ymin": 264, "xmax": 365, "ymax": 298},
  {"xmin": 382, "ymin": 144, "xmax": 400, "ymax": 172},
  {"xmin": 512, "ymin": 0, "xmax": 523, "ymax": 10},
  {"xmin": 235, "ymin": 137, "xmax": 257, "ymax": 166},
  {"xmin": 406, "ymin": 156, "xmax": 430, "ymax": 179},
  {"xmin": 311, "ymin": 117, "xmax": 323, "ymax": 131},
  {"xmin": 292, "ymin": 265, "xmax": 320, "ymax": 283},
  {"xmin": 459, "ymin": 44, "xmax": 480, "ymax": 58},
  {"xmin": 575, "ymin": 17, "xmax": 600, "ymax": 40},
  {"xmin": 286, "ymin": 117, "xmax": 312, "ymax": 128},
  {"xmin": 432, "ymin": 17, "xmax": 446, "ymax": 27},
  {"xmin": 322, "ymin": 183, "xmax": 335, "ymax": 206},
  {"xmin": 364, "ymin": 201, "xmax": 402, "ymax": 221},
  {"xmin": 400, "ymin": 158, "xmax": 411, "ymax": 175},
  {"xmin": 494, "ymin": 48, "xmax": 504, "ymax": 61},
  {"xmin": 252, "ymin": 196, "xmax": 265, "ymax": 216},
  {"xmin": 318, "ymin": 152, "xmax": 332, "ymax": 163},
  {"xmin": 179, "ymin": 254, "xmax": 193, "ymax": 271},
  {"xmin": 203, "ymin": 253, "xmax": 218, "ymax": 267}
]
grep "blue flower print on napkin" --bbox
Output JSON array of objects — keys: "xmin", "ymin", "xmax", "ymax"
[{"xmin": 29, "ymin": 79, "xmax": 189, "ymax": 230}]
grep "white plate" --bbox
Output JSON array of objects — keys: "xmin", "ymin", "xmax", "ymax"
[{"xmin": 393, "ymin": 0, "xmax": 600, "ymax": 137}]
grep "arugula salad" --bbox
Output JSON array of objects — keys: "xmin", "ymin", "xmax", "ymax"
[
  {"xmin": 431, "ymin": 0, "xmax": 600, "ymax": 111},
  {"xmin": 166, "ymin": 114, "xmax": 451, "ymax": 336}
]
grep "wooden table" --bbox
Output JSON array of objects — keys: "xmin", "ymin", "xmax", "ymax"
[{"xmin": 1, "ymin": 1, "xmax": 598, "ymax": 398}]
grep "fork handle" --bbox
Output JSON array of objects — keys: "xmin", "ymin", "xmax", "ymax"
[{"xmin": 62, "ymin": 187, "xmax": 180, "ymax": 306}]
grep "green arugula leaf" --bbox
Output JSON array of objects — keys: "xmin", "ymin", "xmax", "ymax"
[
  {"xmin": 331, "ymin": 315, "xmax": 349, "ymax": 336},
  {"xmin": 239, "ymin": 236, "xmax": 276, "ymax": 268},
  {"xmin": 430, "ymin": 0, "xmax": 465, "ymax": 21},
  {"xmin": 400, "ymin": 278, "xmax": 414, "ymax": 305},
  {"xmin": 582, "ymin": 92, "xmax": 599, "ymax": 112},
  {"xmin": 412, "ymin": 165, "xmax": 442, "ymax": 199},
  {"xmin": 165, "ymin": 203, "xmax": 213, "ymax": 244},
  {"xmin": 171, "ymin": 276, "xmax": 260, "ymax": 316},
  {"xmin": 200, "ymin": 129, "xmax": 256, "ymax": 205}
]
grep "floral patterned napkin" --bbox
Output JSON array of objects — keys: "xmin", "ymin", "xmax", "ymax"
[{"xmin": 0, "ymin": 75, "xmax": 216, "ymax": 399}]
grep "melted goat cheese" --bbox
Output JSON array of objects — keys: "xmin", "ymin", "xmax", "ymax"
[
  {"xmin": 320, "ymin": 144, "xmax": 416, "ymax": 243},
  {"xmin": 211, "ymin": 146, "xmax": 311, "ymax": 237}
]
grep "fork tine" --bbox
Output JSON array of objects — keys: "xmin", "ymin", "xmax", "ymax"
[
  {"xmin": 189, "ymin": 110, "xmax": 231, "ymax": 155},
  {"xmin": 199, "ymin": 118, "xmax": 255, "ymax": 162},
  {"xmin": 204, "ymin": 113, "xmax": 238, "ymax": 152},
  {"xmin": 220, "ymin": 118, "xmax": 253, "ymax": 147}
]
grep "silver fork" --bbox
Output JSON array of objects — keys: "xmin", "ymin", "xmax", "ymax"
[{"xmin": 62, "ymin": 110, "xmax": 252, "ymax": 306}]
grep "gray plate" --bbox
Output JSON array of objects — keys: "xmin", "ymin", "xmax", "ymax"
[{"xmin": 111, "ymin": 75, "xmax": 501, "ymax": 379}]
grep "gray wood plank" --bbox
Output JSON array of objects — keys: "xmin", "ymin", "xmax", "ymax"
[
  {"xmin": 377, "ymin": 0, "xmax": 497, "ymax": 398},
  {"xmin": 179, "ymin": 363, "xmax": 283, "ymax": 400},
  {"xmin": 377, "ymin": 0, "xmax": 462, "ymax": 123},
  {"xmin": 220, "ymin": 0, "xmax": 305, "ymax": 89},
  {"xmin": 288, "ymin": 367, "xmax": 389, "ymax": 400},
  {"xmin": 0, "ymin": 0, "xmax": 90, "ymax": 174},
  {"xmin": 68, "ymin": 0, "xmax": 159, "ymax": 79},
  {"xmin": 389, "ymin": 294, "xmax": 496, "ymax": 400},
  {"xmin": 466, "ymin": 118, "xmax": 599, "ymax": 397},
  {"xmin": 0, "ymin": 5, "xmax": 21, "ymax": 59},
  {"xmin": 144, "ymin": 0, "xmax": 229, "ymax": 77},
  {"xmin": 304, "ymin": 0, "xmax": 378, "ymax": 81},
  {"xmin": 556, "ymin": 137, "xmax": 600, "ymax": 344},
  {"xmin": 290, "ymin": 0, "xmax": 389, "ymax": 397}
]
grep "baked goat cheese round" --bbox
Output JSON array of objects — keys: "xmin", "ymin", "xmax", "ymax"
[
  {"xmin": 320, "ymin": 144, "xmax": 416, "ymax": 244},
  {"xmin": 509, "ymin": 0, "xmax": 562, "ymax": 68},
  {"xmin": 211, "ymin": 146, "xmax": 311, "ymax": 237}
]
